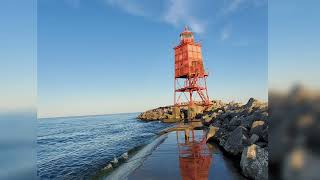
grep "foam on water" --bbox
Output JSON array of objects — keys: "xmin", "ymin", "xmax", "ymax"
[{"xmin": 104, "ymin": 134, "xmax": 167, "ymax": 180}]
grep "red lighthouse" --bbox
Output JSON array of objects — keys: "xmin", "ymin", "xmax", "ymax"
[{"xmin": 174, "ymin": 27, "xmax": 211, "ymax": 120}]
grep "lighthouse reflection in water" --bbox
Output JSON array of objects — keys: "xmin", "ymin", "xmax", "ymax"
[
  {"xmin": 176, "ymin": 130, "xmax": 213, "ymax": 180},
  {"xmin": 128, "ymin": 129, "xmax": 244, "ymax": 180}
]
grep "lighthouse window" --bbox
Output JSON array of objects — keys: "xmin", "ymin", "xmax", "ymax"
[{"xmin": 182, "ymin": 34, "xmax": 193, "ymax": 38}]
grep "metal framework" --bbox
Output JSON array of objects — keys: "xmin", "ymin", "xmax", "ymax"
[
  {"xmin": 173, "ymin": 27, "xmax": 211, "ymax": 111},
  {"xmin": 174, "ymin": 75, "xmax": 210, "ymax": 107}
]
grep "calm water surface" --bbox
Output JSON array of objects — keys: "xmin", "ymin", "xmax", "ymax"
[{"xmin": 37, "ymin": 113, "xmax": 172, "ymax": 179}]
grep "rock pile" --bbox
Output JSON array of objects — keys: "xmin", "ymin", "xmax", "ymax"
[
  {"xmin": 137, "ymin": 100, "xmax": 227, "ymax": 123},
  {"xmin": 205, "ymin": 98, "xmax": 268, "ymax": 180},
  {"xmin": 137, "ymin": 106, "xmax": 175, "ymax": 122},
  {"xmin": 137, "ymin": 105, "xmax": 195, "ymax": 122}
]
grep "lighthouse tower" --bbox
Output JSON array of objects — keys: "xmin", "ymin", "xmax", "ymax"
[{"xmin": 173, "ymin": 27, "xmax": 211, "ymax": 121}]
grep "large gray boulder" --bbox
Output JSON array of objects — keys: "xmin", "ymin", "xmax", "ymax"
[
  {"xmin": 223, "ymin": 126, "xmax": 250, "ymax": 155},
  {"xmin": 210, "ymin": 117, "xmax": 223, "ymax": 127},
  {"xmin": 250, "ymin": 134, "xmax": 259, "ymax": 144},
  {"xmin": 240, "ymin": 144, "xmax": 268, "ymax": 180},
  {"xmin": 229, "ymin": 116, "xmax": 242, "ymax": 126},
  {"xmin": 241, "ymin": 114, "xmax": 256, "ymax": 129},
  {"xmin": 208, "ymin": 127, "xmax": 229, "ymax": 146},
  {"xmin": 228, "ymin": 116, "xmax": 244, "ymax": 131}
]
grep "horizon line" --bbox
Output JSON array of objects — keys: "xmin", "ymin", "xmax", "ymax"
[{"xmin": 38, "ymin": 111, "xmax": 141, "ymax": 120}]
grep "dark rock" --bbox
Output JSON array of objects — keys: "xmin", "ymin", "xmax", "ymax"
[
  {"xmin": 252, "ymin": 111, "xmax": 268, "ymax": 124},
  {"xmin": 241, "ymin": 114, "xmax": 256, "ymax": 129},
  {"xmin": 221, "ymin": 118, "xmax": 230, "ymax": 128},
  {"xmin": 181, "ymin": 109, "xmax": 188, "ymax": 119},
  {"xmin": 243, "ymin": 98, "xmax": 266, "ymax": 114},
  {"xmin": 227, "ymin": 125, "xmax": 238, "ymax": 131},
  {"xmin": 220, "ymin": 111, "xmax": 236, "ymax": 120},
  {"xmin": 239, "ymin": 109, "xmax": 250, "ymax": 117},
  {"xmin": 211, "ymin": 118, "xmax": 222, "ymax": 127},
  {"xmin": 228, "ymin": 116, "xmax": 243, "ymax": 131},
  {"xmin": 223, "ymin": 126, "xmax": 250, "ymax": 155},
  {"xmin": 195, "ymin": 113, "xmax": 203, "ymax": 119},
  {"xmin": 229, "ymin": 116, "xmax": 242, "ymax": 126},
  {"xmin": 250, "ymin": 134, "xmax": 259, "ymax": 144},
  {"xmin": 218, "ymin": 134, "xmax": 230, "ymax": 147},
  {"xmin": 256, "ymin": 142, "xmax": 268, "ymax": 148},
  {"xmin": 240, "ymin": 144, "xmax": 268, "ymax": 180},
  {"xmin": 213, "ymin": 128, "xmax": 229, "ymax": 146},
  {"xmin": 262, "ymin": 126, "xmax": 268, "ymax": 142}
]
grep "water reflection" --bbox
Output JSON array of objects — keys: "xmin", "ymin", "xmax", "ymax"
[
  {"xmin": 127, "ymin": 129, "xmax": 243, "ymax": 180},
  {"xmin": 176, "ymin": 130, "xmax": 212, "ymax": 180}
]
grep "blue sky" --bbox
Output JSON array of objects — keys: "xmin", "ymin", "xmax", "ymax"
[
  {"xmin": 0, "ymin": 0, "xmax": 36, "ymax": 112},
  {"xmin": 269, "ymin": 0, "xmax": 320, "ymax": 91},
  {"xmin": 38, "ymin": 0, "xmax": 268, "ymax": 117}
]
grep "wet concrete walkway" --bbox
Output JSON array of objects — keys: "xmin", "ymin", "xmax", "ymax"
[{"xmin": 128, "ymin": 130, "xmax": 246, "ymax": 180}]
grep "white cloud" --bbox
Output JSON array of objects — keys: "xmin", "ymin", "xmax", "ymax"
[
  {"xmin": 104, "ymin": 0, "xmax": 207, "ymax": 34},
  {"xmin": 222, "ymin": 0, "xmax": 267, "ymax": 15},
  {"xmin": 223, "ymin": 0, "xmax": 247, "ymax": 15},
  {"xmin": 106, "ymin": 0, "xmax": 146, "ymax": 17},
  {"xmin": 163, "ymin": 0, "xmax": 186, "ymax": 26},
  {"xmin": 163, "ymin": 0, "xmax": 207, "ymax": 34},
  {"xmin": 220, "ymin": 25, "xmax": 249, "ymax": 46},
  {"xmin": 103, "ymin": 0, "xmax": 265, "ymax": 35}
]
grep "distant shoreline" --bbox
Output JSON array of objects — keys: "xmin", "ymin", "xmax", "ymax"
[{"xmin": 38, "ymin": 112, "xmax": 141, "ymax": 120}]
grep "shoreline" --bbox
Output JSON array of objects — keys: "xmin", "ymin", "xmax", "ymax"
[
  {"xmin": 137, "ymin": 97, "xmax": 268, "ymax": 180},
  {"xmin": 39, "ymin": 112, "xmax": 140, "ymax": 120}
]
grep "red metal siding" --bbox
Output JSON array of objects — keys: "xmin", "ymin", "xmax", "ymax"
[{"xmin": 174, "ymin": 43, "xmax": 206, "ymax": 78}]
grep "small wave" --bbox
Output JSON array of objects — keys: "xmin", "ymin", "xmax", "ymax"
[{"xmin": 38, "ymin": 113, "xmax": 172, "ymax": 179}]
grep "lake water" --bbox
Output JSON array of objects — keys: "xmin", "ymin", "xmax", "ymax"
[{"xmin": 37, "ymin": 113, "xmax": 172, "ymax": 179}]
